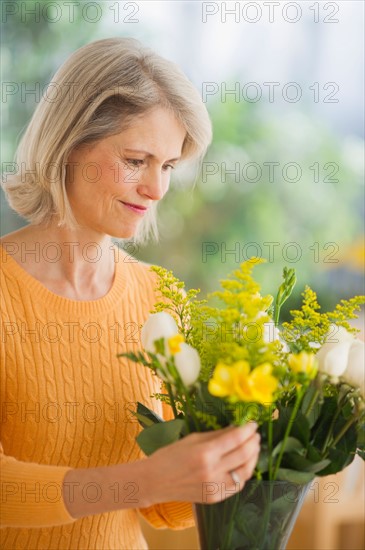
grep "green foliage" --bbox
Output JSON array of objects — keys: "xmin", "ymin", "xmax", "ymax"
[
  {"xmin": 133, "ymin": 402, "xmax": 164, "ymax": 429},
  {"xmin": 275, "ymin": 469, "xmax": 315, "ymax": 484},
  {"xmin": 136, "ymin": 418, "xmax": 185, "ymax": 456}
]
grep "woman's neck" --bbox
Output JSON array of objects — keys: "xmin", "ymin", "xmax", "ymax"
[{"xmin": 1, "ymin": 222, "xmax": 117, "ymax": 300}]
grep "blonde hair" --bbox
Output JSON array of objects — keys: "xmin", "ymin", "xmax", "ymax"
[{"xmin": 2, "ymin": 37, "xmax": 212, "ymax": 243}]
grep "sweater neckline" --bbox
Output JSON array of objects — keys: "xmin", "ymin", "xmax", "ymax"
[{"xmin": 0, "ymin": 243, "xmax": 128, "ymax": 315}]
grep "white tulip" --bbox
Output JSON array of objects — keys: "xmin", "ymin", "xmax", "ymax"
[
  {"xmin": 343, "ymin": 340, "xmax": 365, "ymax": 397},
  {"xmin": 141, "ymin": 312, "xmax": 179, "ymax": 354},
  {"xmin": 316, "ymin": 325, "xmax": 355, "ymax": 378},
  {"xmin": 173, "ymin": 343, "xmax": 201, "ymax": 386},
  {"xmin": 317, "ymin": 342, "xmax": 353, "ymax": 377}
]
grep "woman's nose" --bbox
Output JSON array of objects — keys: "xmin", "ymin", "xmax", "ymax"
[{"xmin": 138, "ymin": 168, "xmax": 167, "ymax": 201}]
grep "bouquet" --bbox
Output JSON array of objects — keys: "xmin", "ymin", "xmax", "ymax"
[{"xmin": 121, "ymin": 259, "xmax": 364, "ymax": 549}]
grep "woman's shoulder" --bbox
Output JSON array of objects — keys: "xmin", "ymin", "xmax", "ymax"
[
  {"xmin": 113, "ymin": 245, "xmax": 160, "ymax": 293},
  {"xmin": 0, "ymin": 226, "xmax": 37, "ymax": 267},
  {"xmin": 115, "ymin": 247, "xmax": 156, "ymax": 278}
]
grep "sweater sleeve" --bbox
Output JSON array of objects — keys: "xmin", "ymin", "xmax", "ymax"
[
  {"xmin": 137, "ymin": 400, "xmax": 195, "ymax": 530},
  {"xmin": 0, "ymin": 443, "xmax": 76, "ymax": 528},
  {"xmin": 138, "ymin": 501, "xmax": 194, "ymax": 530}
]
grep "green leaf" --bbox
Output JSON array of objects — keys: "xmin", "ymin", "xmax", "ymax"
[
  {"xmin": 335, "ymin": 421, "xmax": 358, "ymax": 455},
  {"xmin": 317, "ymin": 421, "xmax": 357, "ymax": 476},
  {"xmin": 284, "ymin": 453, "xmax": 330, "ymax": 474},
  {"xmin": 235, "ymin": 502, "xmax": 261, "ymax": 538},
  {"xmin": 306, "ymin": 445, "xmax": 322, "ymax": 463},
  {"xmin": 316, "ymin": 448, "xmax": 355, "ymax": 476},
  {"xmin": 272, "ymin": 437, "xmax": 303, "ymax": 457},
  {"xmin": 117, "ymin": 351, "xmax": 152, "ymax": 367},
  {"xmin": 276, "ymin": 468, "xmax": 315, "ymax": 484},
  {"xmin": 132, "ymin": 412, "xmax": 155, "ymax": 428},
  {"xmin": 256, "ymin": 447, "xmax": 269, "ymax": 474},
  {"xmin": 301, "ymin": 386, "xmax": 322, "ymax": 428},
  {"xmin": 136, "ymin": 402, "xmax": 164, "ymax": 427},
  {"xmin": 273, "ymin": 406, "xmax": 310, "ymax": 447},
  {"xmin": 318, "ymin": 441, "xmax": 357, "ymax": 476},
  {"xmin": 312, "ymin": 396, "xmax": 338, "ymax": 448},
  {"xmin": 305, "ymin": 459, "xmax": 331, "ymax": 473},
  {"xmin": 136, "ymin": 419, "xmax": 185, "ymax": 456},
  {"xmin": 270, "ymin": 492, "xmax": 299, "ymax": 515},
  {"xmin": 290, "ymin": 412, "xmax": 311, "ymax": 447}
]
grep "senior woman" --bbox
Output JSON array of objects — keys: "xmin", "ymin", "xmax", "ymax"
[{"xmin": 0, "ymin": 38, "xmax": 260, "ymax": 549}]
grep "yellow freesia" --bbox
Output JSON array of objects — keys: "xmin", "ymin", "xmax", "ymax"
[
  {"xmin": 208, "ymin": 362, "xmax": 237, "ymax": 397},
  {"xmin": 167, "ymin": 334, "xmax": 185, "ymax": 355},
  {"xmin": 235, "ymin": 362, "xmax": 278, "ymax": 404},
  {"xmin": 231, "ymin": 361, "xmax": 252, "ymax": 401},
  {"xmin": 248, "ymin": 363, "xmax": 278, "ymax": 404},
  {"xmin": 288, "ymin": 352, "xmax": 317, "ymax": 379},
  {"xmin": 209, "ymin": 360, "xmax": 278, "ymax": 406}
]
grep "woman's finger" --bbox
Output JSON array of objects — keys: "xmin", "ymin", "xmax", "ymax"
[
  {"xmin": 203, "ymin": 422, "xmax": 258, "ymax": 457},
  {"xmin": 233, "ymin": 450, "xmax": 261, "ymax": 489},
  {"xmin": 223, "ymin": 432, "xmax": 261, "ymax": 475}
]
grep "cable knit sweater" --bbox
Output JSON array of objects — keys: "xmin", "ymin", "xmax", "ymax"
[{"xmin": 0, "ymin": 244, "xmax": 194, "ymax": 549}]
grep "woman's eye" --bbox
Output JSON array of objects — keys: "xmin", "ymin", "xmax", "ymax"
[
  {"xmin": 163, "ymin": 164, "xmax": 174, "ymax": 171},
  {"xmin": 126, "ymin": 159, "xmax": 144, "ymax": 167}
]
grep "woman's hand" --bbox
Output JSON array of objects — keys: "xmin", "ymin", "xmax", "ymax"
[
  {"xmin": 63, "ymin": 423, "xmax": 260, "ymax": 518},
  {"xmin": 142, "ymin": 422, "xmax": 260, "ymax": 506}
]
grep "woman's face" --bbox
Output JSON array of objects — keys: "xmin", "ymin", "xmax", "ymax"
[{"xmin": 66, "ymin": 107, "xmax": 186, "ymax": 238}]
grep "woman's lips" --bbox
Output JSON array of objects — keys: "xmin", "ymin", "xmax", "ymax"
[{"xmin": 119, "ymin": 201, "xmax": 149, "ymax": 215}]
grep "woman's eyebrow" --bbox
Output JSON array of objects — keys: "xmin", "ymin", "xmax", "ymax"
[{"xmin": 123, "ymin": 148, "xmax": 181, "ymax": 162}]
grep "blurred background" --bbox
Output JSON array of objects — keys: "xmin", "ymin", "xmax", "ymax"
[{"xmin": 1, "ymin": 2, "xmax": 364, "ymax": 548}]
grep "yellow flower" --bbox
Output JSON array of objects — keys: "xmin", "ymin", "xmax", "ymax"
[
  {"xmin": 167, "ymin": 334, "xmax": 185, "ymax": 355},
  {"xmin": 231, "ymin": 361, "xmax": 252, "ymax": 401},
  {"xmin": 209, "ymin": 360, "xmax": 278, "ymax": 406},
  {"xmin": 208, "ymin": 362, "xmax": 237, "ymax": 397},
  {"xmin": 288, "ymin": 352, "xmax": 317, "ymax": 379},
  {"xmin": 236, "ymin": 363, "xmax": 278, "ymax": 405}
]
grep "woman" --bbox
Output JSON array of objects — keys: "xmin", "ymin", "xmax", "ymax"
[{"xmin": 0, "ymin": 38, "xmax": 260, "ymax": 549}]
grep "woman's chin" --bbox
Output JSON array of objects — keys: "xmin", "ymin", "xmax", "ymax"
[{"xmin": 107, "ymin": 226, "xmax": 138, "ymax": 240}]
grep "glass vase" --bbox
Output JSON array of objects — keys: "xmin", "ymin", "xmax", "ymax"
[{"xmin": 194, "ymin": 479, "xmax": 310, "ymax": 550}]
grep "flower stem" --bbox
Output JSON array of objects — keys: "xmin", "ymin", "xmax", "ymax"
[
  {"xmin": 320, "ymin": 389, "xmax": 353, "ymax": 454},
  {"xmin": 327, "ymin": 416, "xmax": 357, "ymax": 451},
  {"xmin": 274, "ymin": 304, "xmax": 281, "ymax": 327},
  {"xmin": 268, "ymin": 406, "xmax": 274, "ymax": 481},
  {"xmin": 303, "ymin": 388, "xmax": 320, "ymax": 418},
  {"xmin": 166, "ymin": 383, "xmax": 179, "ymax": 419},
  {"xmin": 272, "ymin": 390, "xmax": 304, "ymax": 480},
  {"xmin": 258, "ymin": 481, "xmax": 274, "ymax": 549},
  {"xmin": 183, "ymin": 389, "xmax": 201, "ymax": 432},
  {"xmin": 221, "ymin": 492, "xmax": 240, "ymax": 549}
]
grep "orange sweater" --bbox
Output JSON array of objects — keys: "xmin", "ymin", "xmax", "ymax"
[{"xmin": 0, "ymin": 245, "xmax": 194, "ymax": 549}]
